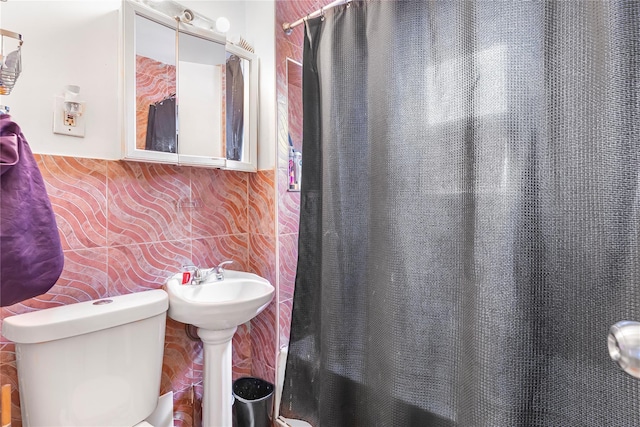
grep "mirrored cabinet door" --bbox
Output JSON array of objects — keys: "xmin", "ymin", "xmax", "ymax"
[
  {"xmin": 225, "ymin": 51, "xmax": 245, "ymax": 162},
  {"xmin": 124, "ymin": 2, "xmax": 180, "ymax": 163},
  {"xmin": 137, "ymin": 15, "xmax": 177, "ymax": 155},
  {"xmin": 224, "ymin": 43, "xmax": 258, "ymax": 172},
  {"xmin": 176, "ymin": 29, "xmax": 226, "ymax": 167}
]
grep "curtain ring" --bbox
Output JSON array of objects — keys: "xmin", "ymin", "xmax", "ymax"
[
  {"xmin": 346, "ymin": 0, "xmax": 351, "ymax": 8},
  {"xmin": 320, "ymin": 7, "xmax": 325, "ymax": 21}
]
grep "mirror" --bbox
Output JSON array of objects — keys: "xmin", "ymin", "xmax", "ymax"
[
  {"xmin": 224, "ymin": 43, "xmax": 258, "ymax": 171},
  {"xmin": 135, "ymin": 14, "xmax": 177, "ymax": 155},
  {"xmin": 124, "ymin": 0, "xmax": 258, "ymax": 171},
  {"xmin": 225, "ymin": 51, "xmax": 245, "ymax": 161},
  {"xmin": 124, "ymin": 0, "xmax": 225, "ymax": 167},
  {"xmin": 177, "ymin": 31, "xmax": 226, "ymax": 165},
  {"xmin": 287, "ymin": 58, "xmax": 302, "ymax": 191}
]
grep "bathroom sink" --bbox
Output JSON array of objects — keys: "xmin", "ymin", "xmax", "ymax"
[
  {"xmin": 165, "ymin": 270, "xmax": 274, "ymax": 426},
  {"xmin": 164, "ymin": 270, "xmax": 274, "ymax": 330}
]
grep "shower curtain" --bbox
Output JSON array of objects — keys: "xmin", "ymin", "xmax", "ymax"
[{"xmin": 280, "ymin": 1, "xmax": 640, "ymax": 426}]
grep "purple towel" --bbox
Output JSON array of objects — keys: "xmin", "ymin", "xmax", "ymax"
[{"xmin": 1, "ymin": 115, "xmax": 64, "ymax": 306}]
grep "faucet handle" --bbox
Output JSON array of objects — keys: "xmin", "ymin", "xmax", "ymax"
[
  {"xmin": 216, "ymin": 260, "xmax": 233, "ymax": 270},
  {"xmin": 213, "ymin": 260, "xmax": 233, "ymax": 280}
]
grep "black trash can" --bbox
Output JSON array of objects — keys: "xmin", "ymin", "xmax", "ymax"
[{"xmin": 232, "ymin": 377, "xmax": 274, "ymax": 427}]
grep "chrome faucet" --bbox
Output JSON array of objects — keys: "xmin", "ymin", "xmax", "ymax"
[{"xmin": 183, "ymin": 261, "xmax": 233, "ymax": 285}]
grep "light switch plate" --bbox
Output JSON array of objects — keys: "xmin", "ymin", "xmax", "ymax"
[{"xmin": 53, "ymin": 96, "xmax": 85, "ymax": 137}]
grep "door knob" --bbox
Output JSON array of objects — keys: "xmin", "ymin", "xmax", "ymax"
[{"xmin": 609, "ymin": 321, "xmax": 640, "ymax": 378}]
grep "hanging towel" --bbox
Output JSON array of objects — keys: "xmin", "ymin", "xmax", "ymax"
[{"xmin": 0, "ymin": 114, "xmax": 64, "ymax": 306}]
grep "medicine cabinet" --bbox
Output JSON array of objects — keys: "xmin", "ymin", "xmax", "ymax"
[{"xmin": 122, "ymin": 0, "xmax": 258, "ymax": 171}]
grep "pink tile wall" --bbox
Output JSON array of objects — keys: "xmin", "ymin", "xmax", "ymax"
[
  {"xmin": 0, "ymin": 155, "xmax": 276, "ymax": 427},
  {"xmin": 247, "ymin": 171, "xmax": 278, "ymax": 387}
]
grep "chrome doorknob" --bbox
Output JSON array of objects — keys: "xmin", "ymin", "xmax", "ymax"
[{"xmin": 609, "ymin": 321, "xmax": 640, "ymax": 378}]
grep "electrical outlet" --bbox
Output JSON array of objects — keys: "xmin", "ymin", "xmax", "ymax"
[
  {"xmin": 53, "ymin": 96, "xmax": 85, "ymax": 137},
  {"xmin": 63, "ymin": 113, "xmax": 76, "ymax": 127}
]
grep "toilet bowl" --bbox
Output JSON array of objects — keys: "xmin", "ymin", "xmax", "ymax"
[{"xmin": 2, "ymin": 290, "xmax": 169, "ymax": 427}]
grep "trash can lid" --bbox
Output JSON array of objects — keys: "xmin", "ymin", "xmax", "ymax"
[{"xmin": 233, "ymin": 377, "xmax": 274, "ymax": 401}]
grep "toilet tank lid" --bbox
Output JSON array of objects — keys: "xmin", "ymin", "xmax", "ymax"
[{"xmin": 2, "ymin": 290, "xmax": 168, "ymax": 344}]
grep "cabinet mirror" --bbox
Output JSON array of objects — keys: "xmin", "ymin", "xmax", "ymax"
[
  {"xmin": 125, "ymin": 7, "xmax": 180, "ymax": 163},
  {"xmin": 125, "ymin": 0, "xmax": 258, "ymax": 169},
  {"xmin": 286, "ymin": 58, "xmax": 303, "ymax": 191},
  {"xmin": 177, "ymin": 30, "xmax": 226, "ymax": 167},
  {"xmin": 224, "ymin": 44, "xmax": 258, "ymax": 172}
]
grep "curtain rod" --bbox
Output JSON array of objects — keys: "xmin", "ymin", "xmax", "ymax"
[{"xmin": 282, "ymin": 0, "xmax": 350, "ymax": 34}]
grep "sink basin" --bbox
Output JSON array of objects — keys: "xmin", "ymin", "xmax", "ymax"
[{"xmin": 164, "ymin": 270, "xmax": 274, "ymax": 330}]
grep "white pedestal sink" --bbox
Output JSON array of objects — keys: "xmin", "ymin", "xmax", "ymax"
[{"xmin": 164, "ymin": 270, "xmax": 275, "ymax": 427}]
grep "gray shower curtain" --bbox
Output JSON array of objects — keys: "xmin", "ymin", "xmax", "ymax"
[{"xmin": 280, "ymin": 1, "xmax": 640, "ymax": 426}]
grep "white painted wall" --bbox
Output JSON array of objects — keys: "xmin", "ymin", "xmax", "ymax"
[
  {"xmin": 0, "ymin": 0, "xmax": 276, "ymax": 169},
  {"xmin": 0, "ymin": 0, "xmax": 122, "ymax": 159}
]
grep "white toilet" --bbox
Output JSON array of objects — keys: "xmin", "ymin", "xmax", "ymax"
[{"xmin": 2, "ymin": 289, "xmax": 169, "ymax": 427}]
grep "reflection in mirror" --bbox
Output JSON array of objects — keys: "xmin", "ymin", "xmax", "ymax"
[
  {"xmin": 287, "ymin": 58, "xmax": 303, "ymax": 191},
  {"xmin": 177, "ymin": 32, "xmax": 226, "ymax": 160},
  {"xmin": 225, "ymin": 52, "xmax": 249, "ymax": 161},
  {"xmin": 135, "ymin": 14, "xmax": 177, "ymax": 153}
]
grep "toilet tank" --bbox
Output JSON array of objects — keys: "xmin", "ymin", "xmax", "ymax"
[{"xmin": 2, "ymin": 290, "xmax": 168, "ymax": 427}]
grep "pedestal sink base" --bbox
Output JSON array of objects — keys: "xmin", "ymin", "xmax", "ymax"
[{"xmin": 197, "ymin": 327, "xmax": 237, "ymax": 427}]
